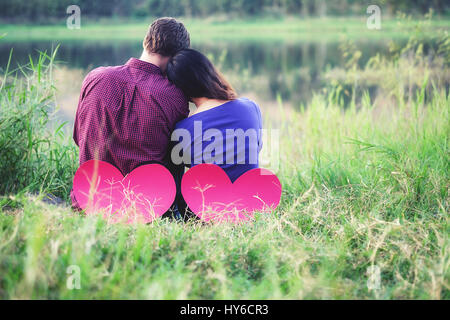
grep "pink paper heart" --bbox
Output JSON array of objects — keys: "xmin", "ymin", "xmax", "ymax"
[
  {"xmin": 73, "ymin": 160, "xmax": 176, "ymax": 223},
  {"xmin": 181, "ymin": 164, "xmax": 282, "ymax": 223}
]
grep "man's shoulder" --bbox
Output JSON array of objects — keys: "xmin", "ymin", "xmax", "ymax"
[
  {"xmin": 152, "ymin": 78, "xmax": 188, "ymax": 107},
  {"xmin": 147, "ymin": 77, "xmax": 189, "ymax": 118},
  {"xmin": 84, "ymin": 64, "xmax": 129, "ymax": 84},
  {"xmin": 79, "ymin": 65, "xmax": 131, "ymax": 102},
  {"xmin": 140, "ymin": 74, "xmax": 187, "ymax": 103}
]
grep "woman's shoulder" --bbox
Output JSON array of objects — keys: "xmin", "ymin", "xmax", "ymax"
[
  {"xmin": 233, "ymin": 97, "xmax": 260, "ymax": 111},
  {"xmin": 234, "ymin": 97, "xmax": 255, "ymax": 105},
  {"xmin": 234, "ymin": 97, "xmax": 261, "ymax": 117}
]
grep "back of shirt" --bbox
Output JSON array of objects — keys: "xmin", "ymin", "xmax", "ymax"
[{"xmin": 73, "ymin": 58, "xmax": 189, "ymax": 176}]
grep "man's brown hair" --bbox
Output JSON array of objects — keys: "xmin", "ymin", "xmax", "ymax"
[{"xmin": 144, "ymin": 17, "xmax": 190, "ymax": 57}]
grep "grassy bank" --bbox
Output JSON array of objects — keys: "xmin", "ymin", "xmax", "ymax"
[
  {"xmin": 1, "ymin": 16, "xmax": 449, "ymax": 43},
  {"xmin": 0, "ymin": 37, "xmax": 449, "ymax": 299}
]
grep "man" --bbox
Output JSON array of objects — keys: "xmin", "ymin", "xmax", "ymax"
[{"xmin": 71, "ymin": 17, "xmax": 190, "ymax": 210}]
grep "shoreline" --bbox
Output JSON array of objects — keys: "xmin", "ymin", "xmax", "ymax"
[{"xmin": 1, "ymin": 17, "xmax": 448, "ymax": 43}]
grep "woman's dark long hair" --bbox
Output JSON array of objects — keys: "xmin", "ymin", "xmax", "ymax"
[{"xmin": 167, "ymin": 49, "xmax": 237, "ymax": 101}]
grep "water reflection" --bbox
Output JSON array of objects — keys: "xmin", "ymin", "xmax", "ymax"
[{"xmin": 1, "ymin": 38, "xmax": 435, "ymax": 123}]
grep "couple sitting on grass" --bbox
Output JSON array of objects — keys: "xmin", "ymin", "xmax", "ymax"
[{"xmin": 71, "ymin": 17, "xmax": 263, "ymax": 219}]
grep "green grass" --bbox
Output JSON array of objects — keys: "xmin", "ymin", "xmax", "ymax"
[
  {"xmin": 0, "ymin": 34, "xmax": 449, "ymax": 299},
  {"xmin": 1, "ymin": 16, "xmax": 449, "ymax": 43}
]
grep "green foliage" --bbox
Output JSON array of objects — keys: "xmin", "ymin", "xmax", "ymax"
[{"xmin": 0, "ymin": 47, "xmax": 77, "ymax": 200}]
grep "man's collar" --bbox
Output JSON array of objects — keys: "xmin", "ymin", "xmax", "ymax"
[{"xmin": 126, "ymin": 58, "xmax": 162, "ymax": 74}]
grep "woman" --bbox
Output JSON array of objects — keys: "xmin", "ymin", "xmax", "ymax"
[{"xmin": 167, "ymin": 49, "xmax": 263, "ymax": 182}]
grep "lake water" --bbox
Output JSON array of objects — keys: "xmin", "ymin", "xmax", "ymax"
[{"xmin": 0, "ymin": 38, "xmax": 439, "ymax": 124}]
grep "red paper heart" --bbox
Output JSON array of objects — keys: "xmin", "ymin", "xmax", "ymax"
[
  {"xmin": 73, "ymin": 160, "xmax": 176, "ymax": 223},
  {"xmin": 181, "ymin": 164, "xmax": 282, "ymax": 222}
]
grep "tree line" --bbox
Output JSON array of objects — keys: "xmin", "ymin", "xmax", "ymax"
[{"xmin": 0, "ymin": 0, "xmax": 448, "ymax": 22}]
